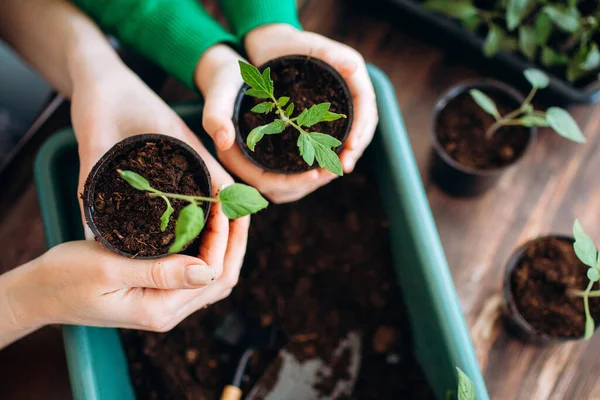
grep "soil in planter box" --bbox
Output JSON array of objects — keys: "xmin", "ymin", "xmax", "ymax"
[
  {"xmin": 510, "ymin": 237, "xmax": 600, "ymax": 338},
  {"xmin": 436, "ymin": 91, "xmax": 530, "ymax": 170},
  {"xmin": 87, "ymin": 140, "xmax": 209, "ymax": 257},
  {"xmin": 239, "ymin": 57, "xmax": 351, "ymax": 173},
  {"xmin": 121, "ymin": 160, "xmax": 434, "ymax": 399}
]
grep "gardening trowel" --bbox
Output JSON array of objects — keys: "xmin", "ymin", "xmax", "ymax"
[{"xmin": 245, "ymin": 331, "xmax": 362, "ymax": 400}]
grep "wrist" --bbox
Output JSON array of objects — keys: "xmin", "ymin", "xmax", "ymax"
[{"xmin": 244, "ymin": 23, "xmax": 300, "ymax": 60}]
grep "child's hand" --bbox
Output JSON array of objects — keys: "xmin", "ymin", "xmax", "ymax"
[
  {"xmin": 3, "ymin": 241, "xmax": 236, "ymax": 333},
  {"xmin": 244, "ymin": 24, "xmax": 378, "ymax": 175},
  {"xmin": 72, "ymin": 63, "xmax": 248, "ymax": 297},
  {"xmin": 194, "ymin": 44, "xmax": 338, "ymax": 203}
]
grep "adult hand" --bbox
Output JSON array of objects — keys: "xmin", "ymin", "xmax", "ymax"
[
  {"xmin": 244, "ymin": 24, "xmax": 378, "ymax": 175},
  {"xmin": 194, "ymin": 44, "xmax": 339, "ymax": 204}
]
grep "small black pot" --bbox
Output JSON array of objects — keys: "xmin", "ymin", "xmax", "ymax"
[
  {"xmin": 233, "ymin": 55, "xmax": 353, "ymax": 174},
  {"xmin": 430, "ymin": 80, "xmax": 536, "ymax": 197},
  {"xmin": 83, "ymin": 134, "xmax": 212, "ymax": 259},
  {"xmin": 502, "ymin": 235, "xmax": 578, "ymax": 344}
]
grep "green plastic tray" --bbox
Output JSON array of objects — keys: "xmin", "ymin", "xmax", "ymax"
[{"xmin": 34, "ymin": 66, "xmax": 489, "ymax": 400}]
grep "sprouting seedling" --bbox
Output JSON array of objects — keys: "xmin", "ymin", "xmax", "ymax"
[
  {"xmin": 469, "ymin": 69, "xmax": 586, "ymax": 143},
  {"xmin": 239, "ymin": 61, "xmax": 347, "ymax": 176},
  {"xmin": 118, "ymin": 170, "xmax": 268, "ymax": 253},
  {"xmin": 446, "ymin": 367, "xmax": 476, "ymax": 400},
  {"xmin": 567, "ymin": 219, "xmax": 600, "ymax": 340}
]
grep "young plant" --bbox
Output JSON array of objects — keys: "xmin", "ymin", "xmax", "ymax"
[
  {"xmin": 446, "ymin": 367, "xmax": 476, "ymax": 400},
  {"xmin": 568, "ymin": 219, "xmax": 600, "ymax": 340},
  {"xmin": 238, "ymin": 61, "xmax": 347, "ymax": 176},
  {"xmin": 118, "ymin": 170, "xmax": 268, "ymax": 253},
  {"xmin": 469, "ymin": 68, "xmax": 585, "ymax": 142}
]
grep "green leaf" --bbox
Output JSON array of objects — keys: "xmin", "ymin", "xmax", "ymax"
[
  {"xmin": 462, "ymin": 14, "xmax": 481, "ymax": 32},
  {"xmin": 546, "ymin": 107, "xmax": 586, "ymax": 143},
  {"xmin": 262, "ymin": 67, "xmax": 274, "ymax": 96},
  {"xmin": 580, "ymin": 43, "xmax": 600, "ymax": 71},
  {"xmin": 159, "ymin": 195, "xmax": 174, "ymax": 232},
  {"xmin": 277, "ymin": 96, "xmax": 290, "ymax": 107},
  {"xmin": 483, "ymin": 25, "xmax": 504, "ymax": 57},
  {"xmin": 119, "ymin": 170, "xmax": 152, "ymax": 191},
  {"xmin": 313, "ymin": 141, "xmax": 343, "ymax": 176},
  {"xmin": 296, "ymin": 109, "xmax": 308, "ymax": 125},
  {"xmin": 239, "ymin": 61, "xmax": 265, "ymax": 90},
  {"xmin": 515, "ymin": 114, "xmax": 549, "ymax": 127},
  {"xmin": 218, "ymin": 183, "xmax": 268, "ymax": 219},
  {"xmin": 320, "ymin": 111, "xmax": 346, "ymax": 123},
  {"xmin": 588, "ymin": 268, "xmax": 599, "ymax": 282},
  {"xmin": 469, "ymin": 89, "xmax": 500, "ymax": 120},
  {"xmin": 263, "ymin": 120, "xmax": 286, "ymax": 134},
  {"xmin": 567, "ymin": 43, "xmax": 597, "ymax": 82},
  {"xmin": 251, "ymin": 102, "xmax": 274, "ymax": 114},
  {"xmin": 285, "ymin": 103, "xmax": 295, "ymax": 118},
  {"xmin": 297, "ymin": 133, "xmax": 315, "ymax": 165},
  {"xmin": 245, "ymin": 88, "xmax": 271, "ymax": 99},
  {"xmin": 541, "ymin": 47, "xmax": 568, "ymax": 67},
  {"xmin": 544, "ymin": 5, "xmax": 581, "ymax": 33},
  {"xmin": 456, "ymin": 368, "xmax": 477, "ymax": 400},
  {"xmin": 524, "ymin": 69, "xmax": 549, "ymax": 89},
  {"xmin": 308, "ymin": 132, "xmax": 342, "ymax": 148},
  {"xmin": 298, "ymin": 103, "xmax": 331, "ymax": 127},
  {"xmin": 507, "ymin": 0, "xmax": 534, "ymax": 31},
  {"xmin": 246, "ymin": 120, "xmax": 287, "ymax": 151},
  {"xmin": 573, "ymin": 219, "xmax": 597, "ymax": 268},
  {"xmin": 534, "ymin": 13, "xmax": 553, "ymax": 46},
  {"xmin": 168, "ymin": 203, "xmax": 205, "ymax": 254},
  {"xmin": 423, "ymin": 0, "xmax": 478, "ymax": 19},
  {"xmin": 518, "ymin": 26, "xmax": 537, "ymax": 60},
  {"xmin": 584, "ymin": 296, "xmax": 595, "ymax": 340}
]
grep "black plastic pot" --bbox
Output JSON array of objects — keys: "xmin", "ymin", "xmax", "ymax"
[
  {"xmin": 233, "ymin": 55, "xmax": 353, "ymax": 174},
  {"xmin": 430, "ymin": 80, "xmax": 536, "ymax": 197},
  {"xmin": 502, "ymin": 235, "xmax": 581, "ymax": 344},
  {"xmin": 83, "ymin": 134, "xmax": 212, "ymax": 259},
  {"xmin": 376, "ymin": 0, "xmax": 600, "ymax": 104}
]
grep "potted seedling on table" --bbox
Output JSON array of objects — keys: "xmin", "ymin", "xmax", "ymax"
[
  {"xmin": 503, "ymin": 220, "xmax": 600, "ymax": 342},
  {"xmin": 83, "ymin": 134, "xmax": 267, "ymax": 258},
  {"xmin": 234, "ymin": 56, "xmax": 353, "ymax": 176},
  {"xmin": 431, "ymin": 68, "xmax": 584, "ymax": 196}
]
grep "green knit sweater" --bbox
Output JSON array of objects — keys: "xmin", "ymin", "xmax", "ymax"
[{"xmin": 73, "ymin": 0, "xmax": 301, "ymax": 89}]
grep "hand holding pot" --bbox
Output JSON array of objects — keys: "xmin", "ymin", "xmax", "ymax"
[
  {"xmin": 0, "ymin": 240, "xmax": 238, "ymax": 348},
  {"xmin": 244, "ymin": 24, "xmax": 378, "ymax": 176}
]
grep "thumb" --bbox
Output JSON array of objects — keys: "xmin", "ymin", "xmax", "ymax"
[
  {"xmin": 201, "ymin": 81, "xmax": 239, "ymax": 151},
  {"xmin": 123, "ymin": 255, "xmax": 216, "ymax": 289}
]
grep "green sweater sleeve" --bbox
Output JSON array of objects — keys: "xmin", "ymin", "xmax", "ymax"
[
  {"xmin": 73, "ymin": 0, "xmax": 238, "ymax": 89},
  {"xmin": 220, "ymin": 0, "xmax": 302, "ymax": 38}
]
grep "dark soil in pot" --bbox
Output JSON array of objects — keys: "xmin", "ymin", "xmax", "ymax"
[
  {"xmin": 120, "ymin": 160, "xmax": 433, "ymax": 399},
  {"xmin": 83, "ymin": 134, "xmax": 211, "ymax": 258},
  {"xmin": 234, "ymin": 55, "xmax": 353, "ymax": 174},
  {"xmin": 504, "ymin": 236, "xmax": 600, "ymax": 341}
]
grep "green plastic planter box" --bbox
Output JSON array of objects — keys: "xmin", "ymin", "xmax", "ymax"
[{"xmin": 34, "ymin": 66, "xmax": 489, "ymax": 400}]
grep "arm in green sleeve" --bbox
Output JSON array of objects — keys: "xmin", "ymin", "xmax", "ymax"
[
  {"xmin": 73, "ymin": 0, "xmax": 238, "ymax": 89},
  {"xmin": 220, "ymin": 0, "xmax": 302, "ymax": 39}
]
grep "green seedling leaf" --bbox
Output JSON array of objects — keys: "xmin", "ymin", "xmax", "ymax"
[
  {"xmin": 543, "ymin": 5, "xmax": 581, "ymax": 33},
  {"xmin": 320, "ymin": 111, "xmax": 346, "ymax": 123},
  {"xmin": 456, "ymin": 367, "xmax": 477, "ymax": 400},
  {"xmin": 584, "ymin": 293, "xmax": 595, "ymax": 340},
  {"xmin": 277, "ymin": 96, "xmax": 290, "ymax": 107},
  {"xmin": 159, "ymin": 195, "xmax": 174, "ymax": 232},
  {"xmin": 219, "ymin": 183, "xmax": 268, "ymax": 219},
  {"xmin": 119, "ymin": 170, "xmax": 152, "ymax": 191},
  {"xmin": 462, "ymin": 14, "xmax": 481, "ymax": 32},
  {"xmin": 245, "ymin": 88, "xmax": 271, "ymax": 99},
  {"xmin": 168, "ymin": 203, "xmax": 205, "ymax": 253},
  {"xmin": 580, "ymin": 43, "xmax": 600, "ymax": 71},
  {"xmin": 308, "ymin": 132, "xmax": 342, "ymax": 148},
  {"xmin": 262, "ymin": 67, "xmax": 274, "ymax": 96},
  {"xmin": 284, "ymin": 103, "xmax": 295, "ymax": 118},
  {"xmin": 423, "ymin": 0, "xmax": 478, "ymax": 19},
  {"xmin": 574, "ymin": 219, "xmax": 597, "ymax": 268},
  {"xmin": 469, "ymin": 89, "xmax": 500, "ymax": 120},
  {"xmin": 313, "ymin": 141, "xmax": 343, "ymax": 176},
  {"xmin": 483, "ymin": 24, "xmax": 504, "ymax": 57},
  {"xmin": 541, "ymin": 47, "xmax": 568, "ymax": 67},
  {"xmin": 524, "ymin": 69, "xmax": 549, "ymax": 89},
  {"xmin": 298, "ymin": 103, "xmax": 331, "ymax": 127},
  {"xmin": 251, "ymin": 102, "xmax": 274, "ymax": 114},
  {"xmin": 515, "ymin": 114, "xmax": 549, "ymax": 127},
  {"xmin": 507, "ymin": 0, "xmax": 534, "ymax": 31},
  {"xmin": 546, "ymin": 107, "xmax": 586, "ymax": 143},
  {"xmin": 298, "ymin": 133, "xmax": 315, "ymax": 165},
  {"xmin": 239, "ymin": 61, "xmax": 265, "ymax": 91},
  {"xmin": 588, "ymin": 268, "xmax": 599, "ymax": 282},
  {"xmin": 246, "ymin": 120, "xmax": 287, "ymax": 151},
  {"xmin": 534, "ymin": 13, "xmax": 553, "ymax": 46},
  {"xmin": 518, "ymin": 26, "xmax": 537, "ymax": 61}
]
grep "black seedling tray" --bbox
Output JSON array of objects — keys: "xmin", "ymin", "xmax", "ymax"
[{"xmin": 379, "ymin": 0, "xmax": 600, "ymax": 104}]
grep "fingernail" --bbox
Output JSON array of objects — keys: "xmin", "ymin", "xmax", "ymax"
[
  {"xmin": 339, "ymin": 60, "xmax": 358, "ymax": 76},
  {"xmin": 216, "ymin": 130, "xmax": 230, "ymax": 150},
  {"xmin": 186, "ymin": 265, "xmax": 215, "ymax": 285}
]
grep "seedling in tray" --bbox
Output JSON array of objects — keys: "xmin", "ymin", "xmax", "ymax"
[
  {"xmin": 469, "ymin": 69, "xmax": 585, "ymax": 141},
  {"xmin": 239, "ymin": 61, "xmax": 347, "ymax": 176},
  {"xmin": 119, "ymin": 170, "xmax": 268, "ymax": 253}
]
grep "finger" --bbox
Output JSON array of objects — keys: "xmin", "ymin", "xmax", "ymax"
[
  {"xmin": 201, "ymin": 79, "xmax": 240, "ymax": 151},
  {"xmin": 220, "ymin": 216, "xmax": 250, "ymax": 288},
  {"xmin": 122, "ymin": 255, "xmax": 216, "ymax": 289},
  {"xmin": 339, "ymin": 111, "xmax": 377, "ymax": 173},
  {"xmin": 197, "ymin": 201, "xmax": 229, "ymax": 278}
]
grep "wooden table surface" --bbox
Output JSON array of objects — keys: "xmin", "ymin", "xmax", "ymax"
[{"xmin": 2, "ymin": 0, "xmax": 600, "ymax": 399}]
